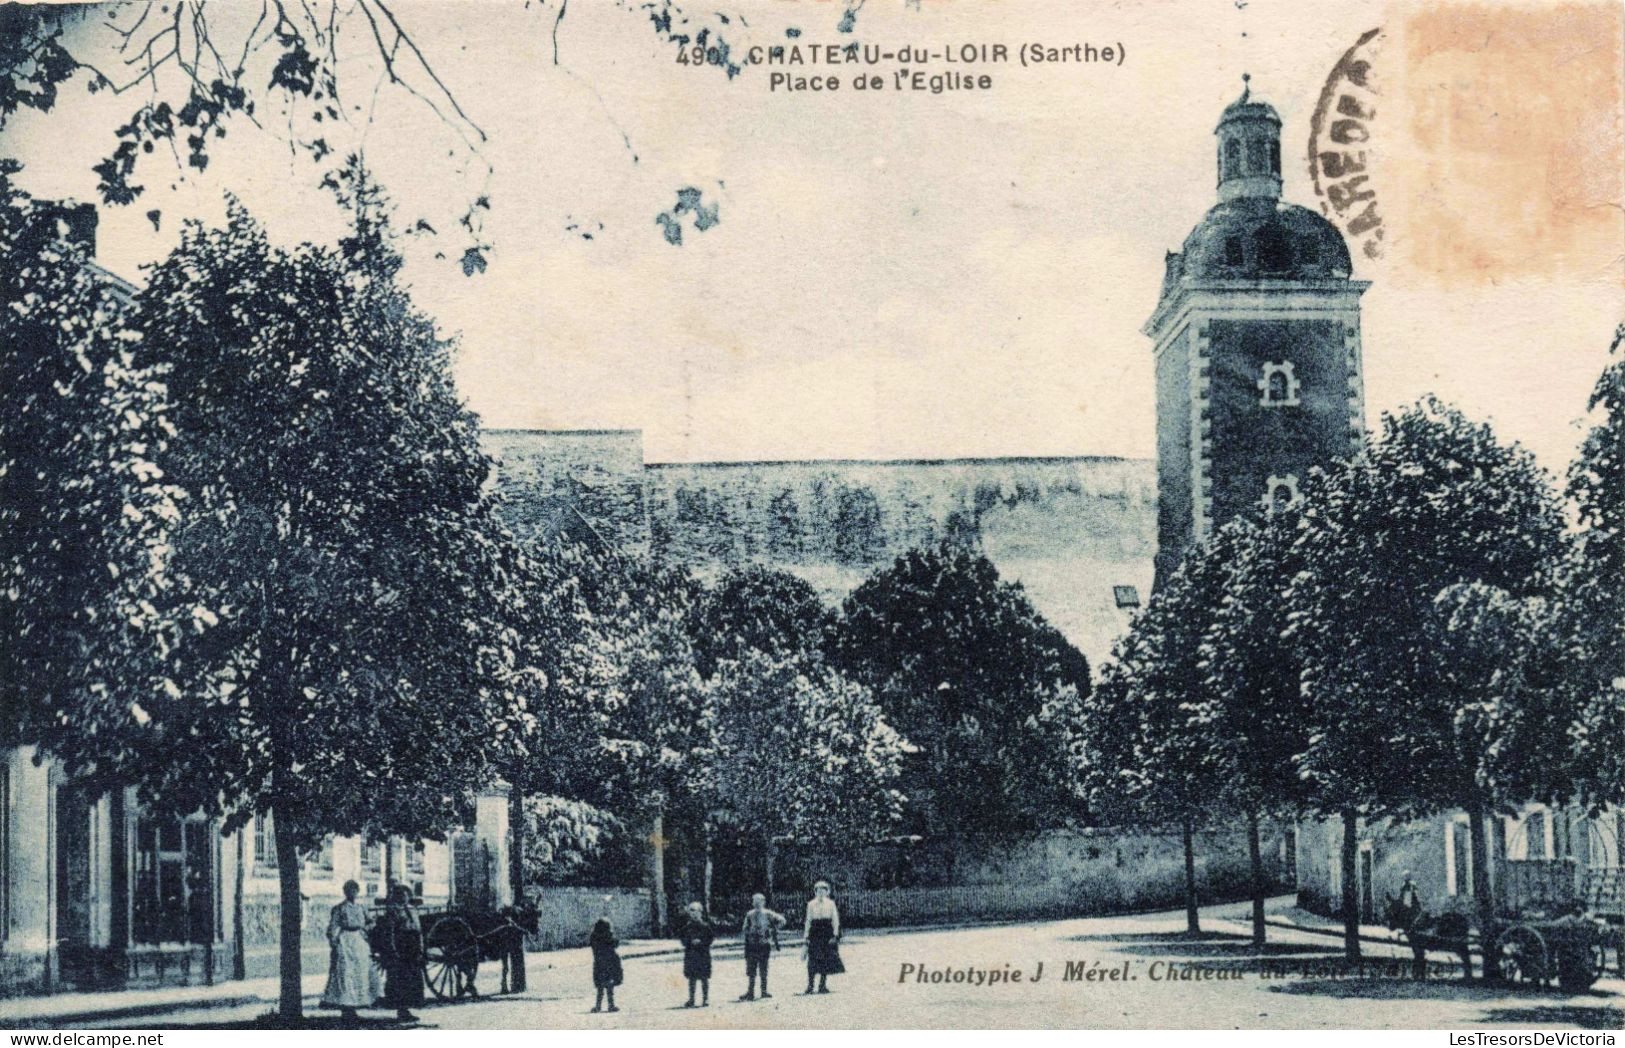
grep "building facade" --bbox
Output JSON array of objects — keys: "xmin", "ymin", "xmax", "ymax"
[{"xmin": 0, "ymin": 210, "xmax": 461, "ymax": 999}]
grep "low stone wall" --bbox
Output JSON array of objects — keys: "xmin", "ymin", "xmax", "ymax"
[{"xmin": 525, "ymin": 887, "xmax": 651, "ymax": 951}]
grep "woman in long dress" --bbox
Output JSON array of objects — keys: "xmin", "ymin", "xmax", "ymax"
[
  {"xmin": 321, "ymin": 880, "xmax": 373, "ymax": 1023},
  {"xmin": 376, "ymin": 883, "xmax": 425, "ymax": 1023},
  {"xmin": 802, "ymin": 880, "xmax": 844, "ymax": 994}
]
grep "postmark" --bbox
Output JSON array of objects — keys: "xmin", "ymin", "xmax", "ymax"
[{"xmin": 1309, "ymin": 27, "xmax": 1385, "ymax": 264}]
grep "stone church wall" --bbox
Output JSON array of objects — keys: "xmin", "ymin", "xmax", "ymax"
[{"xmin": 485, "ymin": 431, "xmax": 1158, "ymax": 668}]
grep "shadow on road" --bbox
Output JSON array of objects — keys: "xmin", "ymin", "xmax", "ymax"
[
  {"xmin": 1116, "ymin": 941, "xmax": 1334, "ymax": 957},
  {"xmin": 1066, "ymin": 930, "xmax": 1254, "ymax": 944},
  {"xmin": 106, "ymin": 991, "xmax": 552, "ymax": 1031},
  {"xmin": 1477, "ymin": 1005, "xmax": 1624, "ymax": 1030}
]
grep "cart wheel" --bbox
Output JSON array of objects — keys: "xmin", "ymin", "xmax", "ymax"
[
  {"xmin": 1496, "ymin": 925, "xmax": 1549, "ymax": 988},
  {"xmin": 424, "ymin": 916, "xmax": 473, "ymax": 1001}
]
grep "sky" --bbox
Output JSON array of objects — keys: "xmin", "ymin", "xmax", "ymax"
[{"xmin": 6, "ymin": 0, "xmax": 1620, "ymax": 472}]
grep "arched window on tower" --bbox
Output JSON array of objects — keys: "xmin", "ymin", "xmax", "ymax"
[
  {"xmin": 1269, "ymin": 139, "xmax": 1281, "ymax": 175},
  {"xmin": 1224, "ymin": 139, "xmax": 1241, "ymax": 178},
  {"xmin": 1262, "ymin": 474, "xmax": 1301, "ymax": 514},
  {"xmin": 1256, "ymin": 225, "xmax": 1292, "ymax": 272},
  {"xmin": 1258, "ymin": 360, "xmax": 1300, "ymax": 406},
  {"xmin": 1248, "ymin": 139, "xmax": 1268, "ymax": 172}
]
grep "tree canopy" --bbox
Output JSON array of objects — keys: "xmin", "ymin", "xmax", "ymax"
[{"xmin": 830, "ymin": 541, "xmax": 1089, "ymax": 837}]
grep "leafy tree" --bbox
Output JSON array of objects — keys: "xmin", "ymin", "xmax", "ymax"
[
  {"xmin": 830, "ymin": 541, "xmax": 1089, "ymax": 859},
  {"xmin": 1287, "ymin": 397, "xmax": 1567, "ymax": 954},
  {"xmin": 123, "ymin": 192, "xmax": 524, "ymax": 1020},
  {"xmin": 700, "ymin": 649, "xmax": 907, "ymax": 902},
  {"xmin": 519, "ymin": 794, "xmax": 641, "ymax": 887},
  {"xmin": 688, "ymin": 565, "xmax": 833, "ymax": 679},
  {"xmin": 0, "ymin": 167, "xmax": 186, "ymax": 779},
  {"xmin": 554, "ymin": 558, "xmax": 710, "ymax": 933},
  {"xmin": 2, "ymin": 0, "xmax": 849, "ymax": 263},
  {"xmin": 1199, "ymin": 511, "xmax": 1312, "ymax": 944},
  {"xmin": 1077, "ymin": 536, "xmax": 1232, "ymax": 934},
  {"xmin": 1565, "ymin": 324, "xmax": 1625, "ymax": 808}
]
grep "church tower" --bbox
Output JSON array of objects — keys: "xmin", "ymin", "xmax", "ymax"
[{"xmin": 1144, "ymin": 77, "xmax": 1369, "ymax": 586}]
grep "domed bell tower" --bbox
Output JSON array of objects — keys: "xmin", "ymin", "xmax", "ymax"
[{"xmin": 1144, "ymin": 76, "xmax": 1369, "ymax": 587}]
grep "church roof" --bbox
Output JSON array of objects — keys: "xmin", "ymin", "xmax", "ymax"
[{"xmin": 1165, "ymin": 197, "xmax": 1353, "ymax": 288}]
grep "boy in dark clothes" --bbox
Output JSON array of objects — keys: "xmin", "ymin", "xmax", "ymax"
[
  {"xmin": 588, "ymin": 911, "xmax": 623, "ymax": 1013},
  {"xmin": 677, "ymin": 901, "xmax": 714, "ymax": 1007}
]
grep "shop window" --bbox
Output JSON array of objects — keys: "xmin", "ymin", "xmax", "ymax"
[{"xmin": 132, "ymin": 816, "xmax": 216, "ymax": 945}]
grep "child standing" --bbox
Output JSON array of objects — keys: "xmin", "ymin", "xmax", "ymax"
[
  {"xmin": 589, "ymin": 911, "xmax": 623, "ymax": 1013},
  {"xmin": 738, "ymin": 893, "xmax": 786, "ymax": 1001},
  {"xmin": 677, "ymin": 901, "xmax": 714, "ymax": 1008}
]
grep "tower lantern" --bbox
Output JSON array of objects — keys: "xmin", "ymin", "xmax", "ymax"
[{"xmin": 1216, "ymin": 74, "xmax": 1283, "ymax": 202}]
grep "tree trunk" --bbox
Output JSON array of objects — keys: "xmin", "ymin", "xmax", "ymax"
[
  {"xmin": 509, "ymin": 787, "xmax": 526, "ymax": 903},
  {"xmin": 273, "ymin": 814, "xmax": 304, "ymax": 1023},
  {"xmin": 233, "ymin": 829, "xmax": 247, "ymax": 981},
  {"xmin": 1467, "ymin": 795, "xmax": 1497, "ymax": 980},
  {"xmin": 1247, "ymin": 812, "xmax": 1266, "ymax": 945},
  {"xmin": 1341, "ymin": 808, "xmax": 1361, "ymax": 960},
  {"xmin": 650, "ymin": 802, "xmax": 667, "ymax": 936},
  {"xmin": 1181, "ymin": 817, "xmax": 1200, "ymax": 935},
  {"xmin": 703, "ymin": 833, "xmax": 714, "ymax": 917},
  {"xmin": 507, "ymin": 786, "xmax": 527, "ymax": 992}
]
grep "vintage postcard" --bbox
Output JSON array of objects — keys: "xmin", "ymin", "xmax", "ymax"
[{"xmin": 1, "ymin": 0, "xmax": 1621, "ymax": 1036}]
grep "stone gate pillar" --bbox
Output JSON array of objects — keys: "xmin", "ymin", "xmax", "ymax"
[{"xmin": 474, "ymin": 783, "xmax": 513, "ymax": 909}]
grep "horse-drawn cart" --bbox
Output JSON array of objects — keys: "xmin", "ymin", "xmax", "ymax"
[
  {"xmin": 417, "ymin": 904, "xmax": 538, "ymax": 1000},
  {"xmin": 1383, "ymin": 861, "xmax": 1622, "ymax": 990},
  {"xmin": 1492, "ymin": 860, "xmax": 1621, "ymax": 992}
]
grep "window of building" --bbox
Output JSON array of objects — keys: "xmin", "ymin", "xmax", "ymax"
[
  {"xmin": 1269, "ymin": 139, "xmax": 1280, "ymax": 175},
  {"xmin": 1248, "ymin": 138, "xmax": 1268, "ymax": 172},
  {"xmin": 1525, "ymin": 811, "xmax": 1549, "ymax": 859},
  {"xmin": 1446, "ymin": 817, "xmax": 1474, "ymax": 897},
  {"xmin": 132, "ymin": 816, "xmax": 216, "ymax": 945},
  {"xmin": 1258, "ymin": 361, "xmax": 1301, "ymax": 407},
  {"xmin": 1225, "ymin": 237, "xmax": 1244, "ymax": 266},
  {"xmin": 361, "ymin": 839, "xmax": 383, "ymax": 874},
  {"xmin": 1262, "ymin": 475, "xmax": 1301, "ymax": 514},
  {"xmin": 407, "ymin": 840, "xmax": 426, "ymax": 876},
  {"xmin": 1224, "ymin": 139, "xmax": 1240, "ymax": 178},
  {"xmin": 1112, "ymin": 585, "xmax": 1141, "ymax": 609},
  {"xmin": 311, "ymin": 835, "xmax": 335, "ymax": 873},
  {"xmin": 253, "ymin": 813, "xmax": 277, "ymax": 872}
]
